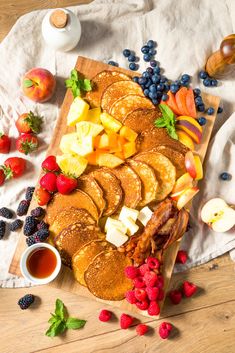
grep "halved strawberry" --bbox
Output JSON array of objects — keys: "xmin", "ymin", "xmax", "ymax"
[
  {"xmin": 186, "ymin": 89, "xmax": 197, "ymax": 118},
  {"xmin": 16, "ymin": 111, "xmax": 43, "ymax": 134},
  {"xmin": 175, "ymin": 87, "xmax": 190, "ymax": 116},
  {"xmin": 16, "ymin": 134, "xmax": 38, "ymax": 155}
]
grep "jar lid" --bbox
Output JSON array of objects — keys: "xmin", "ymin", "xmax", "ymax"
[{"xmin": 50, "ymin": 9, "xmax": 68, "ymax": 28}]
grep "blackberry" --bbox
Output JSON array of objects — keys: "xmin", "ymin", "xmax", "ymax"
[
  {"xmin": 37, "ymin": 220, "xmax": 49, "ymax": 230},
  {"xmin": 0, "ymin": 207, "xmax": 14, "ymax": 219},
  {"xmin": 31, "ymin": 207, "xmax": 45, "ymax": 218},
  {"xmin": 36, "ymin": 228, "xmax": 49, "ymax": 242},
  {"xmin": 0, "ymin": 220, "xmax": 6, "ymax": 239},
  {"xmin": 17, "ymin": 200, "xmax": 30, "ymax": 216},
  {"xmin": 10, "ymin": 219, "xmax": 23, "ymax": 232},
  {"xmin": 18, "ymin": 294, "xmax": 35, "ymax": 309},
  {"xmin": 26, "ymin": 235, "xmax": 38, "ymax": 246},
  {"xmin": 23, "ymin": 216, "xmax": 38, "ymax": 236},
  {"xmin": 25, "ymin": 187, "xmax": 35, "ymax": 201}
]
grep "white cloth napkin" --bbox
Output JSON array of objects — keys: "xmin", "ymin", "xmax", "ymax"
[{"xmin": 0, "ymin": 0, "xmax": 235, "ymax": 287}]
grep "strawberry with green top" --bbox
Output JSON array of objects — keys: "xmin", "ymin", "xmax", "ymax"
[
  {"xmin": 56, "ymin": 174, "xmax": 78, "ymax": 195},
  {"xmin": 0, "ymin": 133, "xmax": 11, "ymax": 154},
  {"xmin": 0, "ymin": 169, "xmax": 5, "ymax": 185},
  {"xmin": 16, "ymin": 133, "xmax": 38, "ymax": 155},
  {"xmin": 3, "ymin": 157, "xmax": 26, "ymax": 179},
  {"xmin": 16, "ymin": 111, "xmax": 43, "ymax": 134}
]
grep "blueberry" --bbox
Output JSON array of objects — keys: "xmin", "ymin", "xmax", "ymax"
[
  {"xmin": 144, "ymin": 89, "xmax": 149, "ymax": 97},
  {"xmin": 152, "ymin": 74, "xmax": 160, "ymax": 84},
  {"xmin": 150, "ymin": 60, "xmax": 157, "ymax": 67},
  {"xmin": 164, "ymin": 83, "xmax": 170, "ymax": 92},
  {"xmin": 141, "ymin": 45, "xmax": 149, "ymax": 54},
  {"xmin": 174, "ymin": 80, "xmax": 181, "ymax": 86},
  {"xmin": 195, "ymin": 96, "xmax": 203, "ymax": 105},
  {"xmin": 207, "ymin": 107, "xmax": 214, "ymax": 115},
  {"xmin": 199, "ymin": 70, "xmax": 208, "ymax": 79},
  {"xmin": 217, "ymin": 106, "xmax": 223, "ymax": 114},
  {"xmin": 129, "ymin": 62, "xmax": 138, "ymax": 71},
  {"xmin": 142, "ymin": 71, "xmax": 150, "ymax": 78},
  {"xmin": 160, "ymin": 76, "xmax": 167, "ymax": 83},
  {"xmin": 170, "ymin": 84, "xmax": 179, "ymax": 93},
  {"xmin": 181, "ymin": 81, "xmax": 189, "ymax": 87},
  {"xmin": 146, "ymin": 67, "xmax": 154, "ymax": 74},
  {"xmin": 128, "ymin": 54, "xmax": 136, "ymax": 62},
  {"xmin": 145, "ymin": 79, "xmax": 152, "ymax": 88},
  {"xmin": 193, "ymin": 88, "xmax": 201, "ymax": 96},
  {"xmin": 203, "ymin": 78, "xmax": 211, "ymax": 87},
  {"xmin": 153, "ymin": 66, "xmax": 161, "ymax": 74},
  {"xmin": 152, "ymin": 99, "xmax": 158, "ymax": 105},
  {"xmin": 157, "ymin": 83, "xmax": 164, "ymax": 91},
  {"xmin": 138, "ymin": 77, "xmax": 147, "ymax": 85},
  {"xmin": 211, "ymin": 79, "xmax": 218, "ymax": 87},
  {"xmin": 147, "ymin": 40, "xmax": 155, "ymax": 48},
  {"xmin": 197, "ymin": 117, "xmax": 207, "ymax": 126},
  {"xmin": 149, "ymin": 48, "xmax": 156, "ymax": 55},
  {"xmin": 143, "ymin": 53, "xmax": 151, "ymax": 62},
  {"xmin": 108, "ymin": 60, "xmax": 118, "ymax": 66},
  {"xmin": 197, "ymin": 104, "xmax": 205, "ymax": 112},
  {"xmin": 219, "ymin": 172, "xmax": 232, "ymax": 181},
  {"xmin": 181, "ymin": 74, "xmax": 190, "ymax": 82},
  {"xmin": 162, "ymin": 93, "xmax": 169, "ymax": 101},
  {"xmin": 132, "ymin": 76, "xmax": 139, "ymax": 83},
  {"xmin": 123, "ymin": 49, "xmax": 131, "ymax": 57},
  {"xmin": 149, "ymin": 91, "xmax": 157, "ymax": 99},
  {"xmin": 149, "ymin": 84, "xmax": 157, "ymax": 93}
]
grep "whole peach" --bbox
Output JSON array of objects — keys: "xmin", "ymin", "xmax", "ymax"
[{"xmin": 21, "ymin": 68, "xmax": 56, "ymax": 103}]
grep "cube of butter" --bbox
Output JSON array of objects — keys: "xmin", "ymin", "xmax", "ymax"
[
  {"xmin": 138, "ymin": 206, "xmax": 153, "ymax": 226},
  {"xmin": 119, "ymin": 206, "xmax": 139, "ymax": 223},
  {"xmin": 105, "ymin": 217, "xmax": 127, "ymax": 234},
  {"xmin": 106, "ymin": 228, "xmax": 128, "ymax": 247},
  {"xmin": 121, "ymin": 217, "xmax": 139, "ymax": 236}
]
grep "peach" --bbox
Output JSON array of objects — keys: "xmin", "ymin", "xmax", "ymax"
[
  {"xmin": 22, "ymin": 68, "xmax": 56, "ymax": 103},
  {"xmin": 176, "ymin": 116, "xmax": 202, "ymax": 144},
  {"xmin": 175, "ymin": 87, "xmax": 190, "ymax": 116},
  {"xmin": 177, "ymin": 187, "xmax": 199, "ymax": 210},
  {"xmin": 194, "ymin": 155, "xmax": 203, "ymax": 180},
  {"xmin": 177, "ymin": 130, "xmax": 195, "ymax": 150}
]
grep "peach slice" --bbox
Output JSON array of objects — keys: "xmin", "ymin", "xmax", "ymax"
[
  {"xmin": 194, "ymin": 155, "xmax": 203, "ymax": 180},
  {"xmin": 176, "ymin": 116, "xmax": 202, "ymax": 144},
  {"xmin": 171, "ymin": 173, "xmax": 193, "ymax": 196},
  {"xmin": 176, "ymin": 186, "xmax": 199, "ymax": 210},
  {"xmin": 161, "ymin": 91, "xmax": 181, "ymax": 116},
  {"xmin": 186, "ymin": 88, "xmax": 197, "ymax": 118},
  {"xmin": 175, "ymin": 87, "xmax": 190, "ymax": 116},
  {"xmin": 177, "ymin": 130, "xmax": 195, "ymax": 150}
]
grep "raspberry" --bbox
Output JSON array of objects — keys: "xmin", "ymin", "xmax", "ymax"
[
  {"xmin": 31, "ymin": 207, "xmax": 45, "ymax": 218},
  {"xmin": 156, "ymin": 275, "xmax": 164, "ymax": 289},
  {"xmin": 0, "ymin": 220, "xmax": 6, "ymax": 239},
  {"xmin": 176, "ymin": 250, "xmax": 188, "ymax": 264},
  {"xmin": 0, "ymin": 207, "xmax": 13, "ymax": 219},
  {"xmin": 146, "ymin": 257, "xmax": 161, "ymax": 270},
  {"xmin": 143, "ymin": 271, "xmax": 157, "ymax": 287},
  {"xmin": 157, "ymin": 289, "xmax": 165, "ymax": 301},
  {"xmin": 23, "ymin": 216, "xmax": 38, "ymax": 236},
  {"xmin": 18, "ymin": 294, "xmax": 35, "ymax": 309},
  {"xmin": 158, "ymin": 322, "xmax": 173, "ymax": 339},
  {"xmin": 133, "ymin": 276, "xmax": 145, "ymax": 288},
  {"xmin": 135, "ymin": 299, "xmax": 149, "ymax": 311},
  {"xmin": 182, "ymin": 281, "xmax": 197, "ymax": 297},
  {"xmin": 146, "ymin": 286, "xmax": 159, "ymax": 301},
  {"xmin": 37, "ymin": 220, "xmax": 49, "ymax": 230},
  {"xmin": 169, "ymin": 289, "xmax": 182, "ymax": 305},
  {"xmin": 124, "ymin": 266, "xmax": 139, "ymax": 279},
  {"xmin": 99, "ymin": 309, "xmax": 112, "ymax": 322},
  {"xmin": 120, "ymin": 313, "xmax": 134, "ymax": 329},
  {"xmin": 16, "ymin": 200, "xmax": 30, "ymax": 216},
  {"xmin": 147, "ymin": 301, "xmax": 160, "ymax": 316},
  {"xmin": 25, "ymin": 187, "xmax": 35, "ymax": 201},
  {"xmin": 134, "ymin": 288, "xmax": 147, "ymax": 301},
  {"xmin": 139, "ymin": 263, "xmax": 149, "ymax": 276},
  {"xmin": 136, "ymin": 324, "xmax": 148, "ymax": 336},
  {"xmin": 10, "ymin": 219, "xmax": 23, "ymax": 232},
  {"xmin": 125, "ymin": 290, "xmax": 137, "ymax": 304}
]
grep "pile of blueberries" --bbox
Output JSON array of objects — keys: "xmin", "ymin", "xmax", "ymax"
[{"xmin": 198, "ymin": 70, "xmax": 218, "ymax": 87}]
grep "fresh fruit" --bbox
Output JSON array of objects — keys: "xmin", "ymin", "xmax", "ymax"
[
  {"xmin": 25, "ymin": 186, "xmax": 35, "ymax": 201},
  {"xmin": 16, "ymin": 200, "xmax": 30, "ymax": 216},
  {"xmin": 177, "ymin": 130, "xmax": 195, "ymax": 150},
  {"xmin": 56, "ymin": 154, "xmax": 87, "ymax": 178},
  {"xmin": 147, "ymin": 300, "xmax": 160, "ymax": 316},
  {"xmin": 184, "ymin": 151, "xmax": 203, "ymax": 180},
  {"xmin": 34, "ymin": 187, "xmax": 51, "ymax": 206},
  {"xmin": 0, "ymin": 133, "xmax": 11, "ymax": 154},
  {"xmin": 161, "ymin": 91, "xmax": 181, "ymax": 116},
  {"xmin": 0, "ymin": 169, "xmax": 5, "ymax": 186},
  {"xmin": 175, "ymin": 87, "xmax": 190, "ymax": 116},
  {"xmin": 207, "ymin": 107, "xmax": 214, "ymax": 115},
  {"xmin": 136, "ymin": 300, "xmax": 149, "ymax": 310},
  {"xmin": 71, "ymin": 136, "xmax": 94, "ymax": 157},
  {"xmin": 15, "ymin": 111, "xmax": 43, "ymax": 134},
  {"xmin": 56, "ymin": 174, "xmax": 78, "ymax": 195},
  {"xmin": 201, "ymin": 198, "xmax": 235, "ymax": 232},
  {"xmin": 133, "ymin": 276, "xmax": 146, "ymax": 288},
  {"xmin": 3, "ymin": 157, "xmax": 26, "ymax": 178},
  {"xmin": 23, "ymin": 216, "xmax": 38, "ymax": 236},
  {"xmin": 125, "ymin": 290, "xmax": 137, "ymax": 304},
  {"xmin": 156, "ymin": 275, "xmax": 164, "ymax": 289},
  {"xmin": 97, "ymin": 133, "xmax": 109, "ymax": 149},
  {"xmin": 22, "ymin": 68, "xmax": 56, "ymax": 103},
  {"xmin": 67, "ymin": 96, "xmax": 89, "ymax": 126},
  {"xmin": 40, "ymin": 172, "xmax": 57, "ymax": 193},
  {"xmin": 136, "ymin": 324, "xmax": 148, "ymax": 336},
  {"xmin": 0, "ymin": 220, "xmax": 6, "ymax": 239},
  {"xmin": 86, "ymin": 108, "xmax": 101, "ymax": 124},
  {"xmin": 42, "ymin": 155, "xmax": 60, "ymax": 172},
  {"xmin": 158, "ymin": 322, "xmax": 173, "ymax": 339},
  {"xmin": 197, "ymin": 117, "xmax": 207, "ymax": 126},
  {"xmin": 134, "ymin": 288, "xmax": 147, "ymax": 301},
  {"xmin": 10, "ymin": 219, "xmax": 23, "ymax": 232},
  {"xmin": 59, "ymin": 133, "xmax": 78, "ymax": 154},
  {"xmin": 171, "ymin": 173, "xmax": 193, "ymax": 198},
  {"xmin": 146, "ymin": 286, "xmax": 159, "ymax": 301},
  {"xmin": 182, "ymin": 281, "xmax": 197, "ymax": 297},
  {"xmin": 0, "ymin": 207, "xmax": 13, "ymax": 219},
  {"xmin": 219, "ymin": 172, "xmax": 232, "ymax": 181},
  {"xmin": 124, "ymin": 266, "xmax": 140, "ymax": 279},
  {"xmin": 97, "ymin": 153, "xmax": 124, "ymax": 168},
  {"xmin": 176, "ymin": 116, "xmax": 202, "ymax": 143},
  {"xmin": 123, "ymin": 142, "xmax": 136, "ymax": 158},
  {"xmin": 176, "ymin": 250, "xmax": 188, "ymax": 264},
  {"xmin": 98, "ymin": 309, "xmax": 112, "ymax": 322},
  {"xmin": 100, "ymin": 112, "xmax": 122, "ymax": 132},
  {"xmin": 120, "ymin": 313, "xmax": 134, "ymax": 329},
  {"xmin": 193, "ymin": 155, "xmax": 203, "ymax": 180},
  {"xmin": 139, "ymin": 263, "xmax": 149, "ymax": 276},
  {"xmin": 17, "ymin": 294, "xmax": 35, "ymax": 310},
  {"xmin": 119, "ymin": 126, "xmax": 138, "ymax": 142},
  {"xmin": 147, "ymin": 257, "xmax": 160, "ymax": 270},
  {"xmin": 37, "ymin": 220, "xmax": 49, "ymax": 230},
  {"xmin": 16, "ymin": 133, "xmax": 38, "ymax": 155},
  {"xmin": 185, "ymin": 88, "xmax": 197, "ymax": 118},
  {"xmin": 169, "ymin": 289, "xmax": 182, "ymax": 304},
  {"xmin": 176, "ymin": 187, "xmax": 199, "ymax": 210},
  {"xmin": 144, "ymin": 271, "xmax": 158, "ymax": 287},
  {"xmin": 76, "ymin": 121, "xmax": 104, "ymax": 139},
  {"xmin": 26, "ymin": 229, "xmax": 49, "ymax": 245},
  {"xmin": 31, "ymin": 207, "xmax": 45, "ymax": 218}
]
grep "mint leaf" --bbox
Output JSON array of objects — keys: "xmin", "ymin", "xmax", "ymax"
[
  {"xmin": 70, "ymin": 69, "xmax": 78, "ymax": 80},
  {"xmin": 46, "ymin": 320, "xmax": 66, "ymax": 337},
  {"xmin": 65, "ymin": 70, "xmax": 92, "ymax": 97},
  {"xmin": 82, "ymin": 79, "xmax": 92, "ymax": 92},
  {"xmin": 65, "ymin": 318, "xmax": 86, "ymax": 330},
  {"xmin": 55, "ymin": 299, "xmax": 65, "ymax": 320},
  {"xmin": 167, "ymin": 125, "xmax": 178, "ymax": 140},
  {"xmin": 154, "ymin": 117, "xmax": 167, "ymax": 128},
  {"xmin": 65, "ymin": 79, "xmax": 73, "ymax": 88},
  {"xmin": 23, "ymin": 79, "xmax": 34, "ymax": 88},
  {"xmin": 159, "ymin": 103, "xmax": 174, "ymax": 120}
]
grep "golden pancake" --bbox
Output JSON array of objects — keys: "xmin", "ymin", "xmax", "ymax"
[
  {"xmin": 78, "ymin": 175, "xmax": 106, "ymax": 216},
  {"xmin": 123, "ymin": 108, "xmax": 160, "ymax": 133}
]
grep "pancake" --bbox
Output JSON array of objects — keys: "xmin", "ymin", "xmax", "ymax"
[
  {"xmin": 112, "ymin": 164, "xmax": 142, "ymax": 208},
  {"xmin": 85, "ymin": 70, "xmax": 131, "ymax": 108},
  {"xmin": 55, "ymin": 222, "xmax": 104, "ymax": 267},
  {"xmin": 78, "ymin": 175, "xmax": 106, "ymax": 216},
  {"xmin": 134, "ymin": 151, "xmax": 176, "ymax": 201},
  {"xmin": 101, "ymin": 80, "xmax": 144, "ymax": 113},
  {"xmin": 91, "ymin": 168, "xmax": 123, "ymax": 216},
  {"xmin": 72, "ymin": 240, "xmax": 114, "ymax": 286},
  {"xmin": 110, "ymin": 94, "xmax": 155, "ymax": 122},
  {"xmin": 123, "ymin": 108, "xmax": 160, "ymax": 133},
  {"xmin": 128, "ymin": 159, "xmax": 158, "ymax": 207},
  {"xmin": 84, "ymin": 250, "xmax": 133, "ymax": 300},
  {"xmin": 46, "ymin": 189, "xmax": 99, "ymax": 225}
]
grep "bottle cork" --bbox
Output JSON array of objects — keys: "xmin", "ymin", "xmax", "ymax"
[{"xmin": 50, "ymin": 9, "xmax": 68, "ymax": 28}]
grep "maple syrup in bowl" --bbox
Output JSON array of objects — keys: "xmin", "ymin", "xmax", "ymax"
[{"xmin": 20, "ymin": 243, "xmax": 61, "ymax": 284}]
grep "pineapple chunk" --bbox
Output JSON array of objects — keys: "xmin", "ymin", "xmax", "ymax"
[
  {"xmin": 123, "ymin": 142, "xmax": 136, "ymax": 158},
  {"xmin": 67, "ymin": 97, "xmax": 89, "ymax": 126},
  {"xmin": 86, "ymin": 108, "xmax": 101, "ymax": 124},
  {"xmin": 76, "ymin": 121, "xmax": 104, "ymax": 139},
  {"xmin": 120, "ymin": 126, "xmax": 138, "ymax": 142},
  {"xmin": 97, "ymin": 153, "xmax": 124, "ymax": 168},
  {"xmin": 100, "ymin": 112, "xmax": 122, "ymax": 132},
  {"xmin": 98, "ymin": 133, "xmax": 109, "ymax": 149},
  {"xmin": 71, "ymin": 136, "xmax": 93, "ymax": 157},
  {"xmin": 56, "ymin": 154, "xmax": 87, "ymax": 177},
  {"xmin": 59, "ymin": 133, "xmax": 78, "ymax": 154}
]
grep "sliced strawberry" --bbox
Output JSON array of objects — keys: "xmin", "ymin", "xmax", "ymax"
[
  {"xmin": 161, "ymin": 91, "xmax": 181, "ymax": 116},
  {"xmin": 34, "ymin": 187, "xmax": 51, "ymax": 206},
  {"xmin": 186, "ymin": 89, "xmax": 197, "ymax": 118},
  {"xmin": 56, "ymin": 174, "xmax": 78, "ymax": 195},
  {"xmin": 175, "ymin": 87, "xmax": 190, "ymax": 116},
  {"xmin": 40, "ymin": 172, "xmax": 57, "ymax": 193},
  {"xmin": 3, "ymin": 157, "xmax": 26, "ymax": 179}
]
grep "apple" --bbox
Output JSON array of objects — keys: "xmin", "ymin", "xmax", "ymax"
[
  {"xmin": 177, "ymin": 187, "xmax": 199, "ymax": 210},
  {"xmin": 201, "ymin": 198, "xmax": 235, "ymax": 232},
  {"xmin": 171, "ymin": 172, "xmax": 193, "ymax": 198},
  {"xmin": 185, "ymin": 151, "xmax": 203, "ymax": 180},
  {"xmin": 22, "ymin": 68, "xmax": 56, "ymax": 103}
]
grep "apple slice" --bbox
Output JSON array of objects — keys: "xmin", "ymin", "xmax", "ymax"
[
  {"xmin": 171, "ymin": 173, "xmax": 193, "ymax": 196},
  {"xmin": 185, "ymin": 151, "xmax": 197, "ymax": 179},
  {"xmin": 177, "ymin": 187, "xmax": 199, "ymax": 210}
]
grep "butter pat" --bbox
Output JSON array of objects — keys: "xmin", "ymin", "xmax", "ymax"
[
  {"xmin": 138, "ymin": 206, "xmax": 153, "ymax": 226},
  {"xmin": 121, "ymin": 217, "xmax": 139, "ymax": 236},
  {"xmin": 119, "ymin": 206, "xmax": 139, "ymax": 223},
  {"xmin": 106, "ymin": 228, "xmax": 128, "ymax": 247},
  {"xmin": 105, "ymin": 217, "xmax": 127, "ymax": 234},
  {"xmin": 67, "ymin": 97, "xmax": 89, "ymax": 126}
]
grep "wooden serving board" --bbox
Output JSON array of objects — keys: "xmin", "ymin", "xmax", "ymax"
[{"xmin": 9, "ymin": 56, "xmax": 220, "ymax": 317}]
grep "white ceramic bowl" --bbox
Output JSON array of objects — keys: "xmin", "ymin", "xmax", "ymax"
[{"xmin": 20, "ymin": 243, "xmax": 61, "ymax": 284}]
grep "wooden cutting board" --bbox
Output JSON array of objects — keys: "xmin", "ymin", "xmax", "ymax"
[{"xmin": 9, "ymin": 56, "xmax": 220, "ymax": 317}]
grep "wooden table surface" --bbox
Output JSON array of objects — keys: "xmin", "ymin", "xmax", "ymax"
[{"xmin": 1, "ymin": 2, "xmax": 235, "ymax": 353}]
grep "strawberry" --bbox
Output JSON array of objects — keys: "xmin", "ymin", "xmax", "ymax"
[
  {"xmin": 40, "ymin": 172, "xmax": 57, "ymax": 193},
  {"xmin": 56, "ymin": 174, "xmax": 78, "ymax": 195},
  {"xmin": 15, "ymin": 112, "xmax": 43, "ymax": 134},
  {"xmin": 3, "ymin": 157, "xmax": 26, "ymax": 178},
  {"xmin": 0, "ymin": 133, "xmax": 11, "ymax": 154},
  {"xmin": 16, "ymin": 133, "xmax": 38, "ymax": 155},
  {"xmin": 182, "ymin": 281, "xmax": 197, "ymax": 298},
  {"xmin": 176, "ymin": 250, "xmax": 188, "ymax": 264},
  {"xmin": 34, "ymin": 187, "xmax": 51, "ymax": 206},
  {"xmin": 42, "ymin": 155, "xmax": 60, "ymax": 172},
  {"xmin": 0, "ymin": 169, "xmax": 5, "ymax": 185}
]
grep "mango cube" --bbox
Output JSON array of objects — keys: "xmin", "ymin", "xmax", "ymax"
[
  {"xmin": 119, "ymin": 126, "xmax": 138, "ymax": 142},
  {"xmin": 76, "ymin": 121, "xmax": 104, "ymax": 139},
  {"xmin": 71, "ymin": 136, "xmax": 94, "ymax": 157},
  {"xmin": 123, "ymin": 142, "xmax": 136, "ymax": 159},
  {"xmin": 107, "ymin": 132, "xmax": 120, "ymax": 152},
  {"xmin": 86, "ymin": 108, "xmax": 101, "ymax": 124},
  {"xmin": 97, "ymin": 153, "xmax": 124, "ymax": 168},
  {"xmin": 56, "ymin": 154, "xmax": 87, "ymax": 177},
  {"xmin": 59, "ymin": 133, "xmax": 78, "ymax": 154},
  {"xmin": 100, "ymin": 112, "xmax": 122, "ymax": 132},
  {"xmin": 67, "ymin": 97, "xmax": 89, "ymax": 126},
  {"xmin": 98, "ymin": 133, "xmax": 109, "ymax": 149}
]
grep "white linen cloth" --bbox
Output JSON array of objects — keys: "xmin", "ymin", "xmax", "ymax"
[{"xmin": 0, "ymin": 0, "xmax": 234, "ymax": 287}]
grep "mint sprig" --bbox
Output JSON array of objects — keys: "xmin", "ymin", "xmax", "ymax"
[
  {"xmin": 65, "ymin": 69, "xmax": 92, "ymax": 98},
  {"xmin": 45, "ymin": 299, "xmax": 86, "ymax": 337},
  {"xmin": 154, "ymin": 104, "xmax": 178, "ymax": 140}
]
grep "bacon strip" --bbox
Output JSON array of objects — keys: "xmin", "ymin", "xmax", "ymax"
[{"xmin": 163, "ymin": 208, "xmax": 189, "ymax": 249}]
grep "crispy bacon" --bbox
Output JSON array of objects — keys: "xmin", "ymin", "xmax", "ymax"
[{"xmin": 163, "ymin": 208, "xmax": 189, "ymax": 249}]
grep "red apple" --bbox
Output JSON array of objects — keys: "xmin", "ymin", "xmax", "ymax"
[
  {"xmin": 177, "ymin": 187, "xmax": 199, "ymax": 210},
  {"xmin": 21, "ymin": 68, "xmax": 56, "ymax": 103},
  {"xmin": 171, "ymin": 172, "xmax": 193, "ymax": 197}
]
